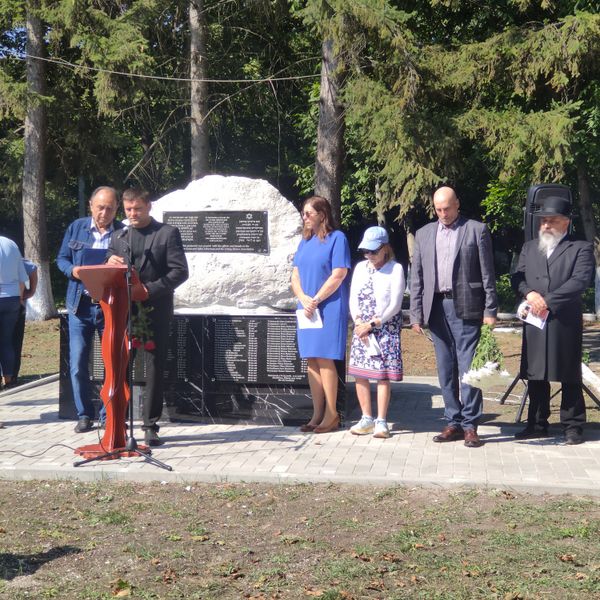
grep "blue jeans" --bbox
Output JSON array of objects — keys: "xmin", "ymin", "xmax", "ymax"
[
  {"xmin": 428, "ymin": 296, "xmax": 482, "ymax": 430},
  {"xmin": 0, "ymin": 296, "xmax": 21, "ymax": 377},
  {"xmin": 68, "ymin": 298, "xmax": 105, "ymax": 420}
]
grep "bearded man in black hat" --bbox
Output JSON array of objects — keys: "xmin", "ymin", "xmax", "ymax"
[{"xmin": 511, "ymin": 196, "xmax": 595, "ymax": 444}]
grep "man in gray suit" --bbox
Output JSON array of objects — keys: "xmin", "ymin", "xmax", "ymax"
[{"xmin": 410, "ymin": 186, "xmax": 498, "ymax": 447}]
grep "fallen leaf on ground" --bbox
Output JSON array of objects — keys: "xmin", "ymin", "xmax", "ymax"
[
  {"xmin": 366, "ymin": 579, "xmax": 384, "ymax": 590},
  {"xmin": 560, "ymin": 554, "xmax": 576, "ymax": 562},
  {"xmin": 351, "ymin": 551, "xmax": 373, "ymax": 562},
  {"xmin": 381, "ymin": 552, "xmax": 401, "ymax": 563},
  {"xmin": 110, "ymin": 578, "xmax": 133, "ymax": 597}
]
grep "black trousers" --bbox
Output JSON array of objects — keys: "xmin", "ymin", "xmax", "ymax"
[
  {"xmin": 12, "ymin": 304, "xmax": 26, "ymax": 380},
  {"xmin": 527, "ymin": 379, "xmax": 586, "ymax": 431},
  {"xmin": 140, "ymin": 307, "xmax": 171, "ymax": 431}
]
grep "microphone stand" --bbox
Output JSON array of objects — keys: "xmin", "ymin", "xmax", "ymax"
[
  {"xmin": 122, "ymin": 235, "xmax": 172, "ymax": 470},
  {"xmin": 74, "ymin": 228, "xmax": 172, "ymax": 471}
]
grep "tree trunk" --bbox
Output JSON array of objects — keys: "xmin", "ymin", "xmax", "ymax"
[
  {"xmin": 190, "ymin": 0, "xmax": 210, "ymax": 179},
  {"xmin": 22, "ymin": 0, "xmax": 56, "ymax": 320},
  {"xmin": 404, "ymin": 212, "xmax": 415, "ymax": 261},
  {"xmin": 314, "ymin": 37, "xmax": 345, "ymax": 225},
  {"xmin": 576, "ymin": 160, "xmax": 600, "ymax": 317},
  {"xmin": 375, "ymin": 181, "xmax": 385, "ymax": 225},
  {"xmin": 577, "ymin": 159, "xmax": 597, "ymax": 246}
]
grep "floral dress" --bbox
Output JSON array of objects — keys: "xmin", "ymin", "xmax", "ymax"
[{"xmin": 348, "ymin": 268, "xmax": 403, "ymax": 381}]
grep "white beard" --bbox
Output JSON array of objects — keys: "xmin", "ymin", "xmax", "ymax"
[{"xmin": 537, "ymin": 230, "xmax": 562, "ymax": 254}]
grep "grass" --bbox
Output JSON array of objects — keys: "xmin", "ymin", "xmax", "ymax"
[{"xmin": 0, "ymin": 481, "xmax": 599, "ymax": 598}]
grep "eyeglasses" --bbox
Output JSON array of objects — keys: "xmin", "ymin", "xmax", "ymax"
[
  {"xmin": 363, "ymin": 246, "xmax": 383, "ymax": 255},
  {"xmin": 302, "ymin": 210, "xmax": 317, "ymax": 218}
]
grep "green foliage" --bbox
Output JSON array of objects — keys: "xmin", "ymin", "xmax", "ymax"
[
  {"xmin": 131, "ymin": 302, "xmax": 154, "ymax": 345},
  {"xmin": 582, "ymin": 286, "xmax": 595, "ymax": 313},
  {"xmin": 482, "ymin": 176, "xmax": 527, "ymax": 233},
  {"xmin": 582, "ymin": 349, "xmax": 591, "ymax": 365},
  {"xmin": 2, "ymin": 0, "xmax": 600, "ymax": 291},
  {"xmin": 455, "ymin": 103, "xmax": 580, "ymax": 182},
  {"xmin": 496, "ymin": 273, "xmax": 518, "ymax": 312},
  {"xmin": 471, "ymin": 324, "xmax": 504, "ymax": 370}
]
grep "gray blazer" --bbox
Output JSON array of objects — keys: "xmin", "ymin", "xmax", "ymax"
[{"xmin": 409, "ymin": 215, "xmax": 498, "ymax": 325}]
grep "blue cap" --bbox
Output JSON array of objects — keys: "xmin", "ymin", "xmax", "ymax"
[{"xmin": 358, "ymin": 226, "xmax": 389, "ymax": 251}]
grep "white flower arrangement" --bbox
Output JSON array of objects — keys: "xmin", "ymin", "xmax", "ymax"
[{"xmin": 462, "ymin": 361, "xmax": 511, "ymax": 387}]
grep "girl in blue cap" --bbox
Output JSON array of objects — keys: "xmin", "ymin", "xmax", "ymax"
[{"xmin": 348, "ymin": 226, "xmax": 405, "ymax": 438}]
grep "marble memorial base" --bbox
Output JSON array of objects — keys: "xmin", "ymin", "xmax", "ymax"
[{"xmin": 58, "ymin": 312, "xmax": 345, "ymax": 426}]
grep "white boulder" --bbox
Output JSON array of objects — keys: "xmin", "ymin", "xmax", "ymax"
[{"xmin": 152, "ymin": 175, "xmax": 302, "ymax": 312}]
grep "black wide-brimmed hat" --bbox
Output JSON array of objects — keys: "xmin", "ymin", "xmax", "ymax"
[{"xmin": 534, "ymin": 196, "xmax": 571, "ymax": 217}]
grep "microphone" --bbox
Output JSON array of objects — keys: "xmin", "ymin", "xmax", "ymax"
[{"xmin": 117, "ymin": 225, "xmax": 133, "ymax": 268}]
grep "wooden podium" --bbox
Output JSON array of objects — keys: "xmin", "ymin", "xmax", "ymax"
[{"xmin": 74, "ymin": 265, "xmax": 147, "ymax": 460}]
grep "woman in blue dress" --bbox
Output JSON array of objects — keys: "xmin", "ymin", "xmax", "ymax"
[{"xmin": 291, "ymin": 196, "xmax": 351, "ymax": 433}]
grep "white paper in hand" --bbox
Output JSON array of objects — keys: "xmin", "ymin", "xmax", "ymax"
[
  {"xmin": 296, "ymin": 308, "xmax": 323, "ymax": 329},
  {"xmin": 366, "ymin": 334, "xmax": 382, "ymax": 356},
  {"xmin": 517, "ymin": 301, "xmax": 548, "ymax": 330}
]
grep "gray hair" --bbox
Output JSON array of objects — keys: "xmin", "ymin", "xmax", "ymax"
[{"xmin": 89, "ymin": 186, "xmax": 119, "ymax": 205}]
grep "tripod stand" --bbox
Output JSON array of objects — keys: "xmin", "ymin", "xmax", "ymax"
[
  {"xmin": 73, "ymin": 263, "xmax": 171, "ymax": 471},
  {"xmin": 499, "ymin": 373, "xmax": 600, "ymax": 423}
]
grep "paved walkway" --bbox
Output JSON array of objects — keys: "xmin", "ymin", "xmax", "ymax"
[{"xmin": 1, "ymin": 376, "xmax": 600, "ymax": 496}]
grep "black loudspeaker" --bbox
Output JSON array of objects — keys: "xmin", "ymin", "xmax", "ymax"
[{"xmin": 523, "ymin": 184, "xmax": 572, "ymax": 242}]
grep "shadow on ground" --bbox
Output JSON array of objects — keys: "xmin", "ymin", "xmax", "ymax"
[{"xmin": 0, "ymin": 546, "xmax": 81, "ymax": 581}]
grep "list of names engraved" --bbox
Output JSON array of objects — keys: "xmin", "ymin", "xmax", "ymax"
[
  {"xmin": 213, "ymin": 319, "xmax": 248, "ymax": 382},
  {"xmin": 210, "ymin": 316, "xmax": 306, "ymax": 385}
]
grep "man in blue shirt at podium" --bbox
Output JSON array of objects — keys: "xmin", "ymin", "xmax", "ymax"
[{"xmin": 57, "ymin": 187, "xmax": 124, "ymax": 433}]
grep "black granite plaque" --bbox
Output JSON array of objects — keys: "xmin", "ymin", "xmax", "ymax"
[
  {"xmin": 207, "ymin": 316, "xmax": 307, "ymax": 386},
  {"xmin": 163, "ymin": 211, "xmax": 269, "ymax": 253},
  {"xmin": 59, "ymin": 313, "xmax": 345, "ymax": 426}
]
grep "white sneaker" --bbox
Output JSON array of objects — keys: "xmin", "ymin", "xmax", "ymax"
[
  {"xmin": 350, "ymin": 416, "xmax": 374, "ymax": 435},
  {"xmin": 373, "ymin": 419, "xmax": 390, "ymax": 439}
]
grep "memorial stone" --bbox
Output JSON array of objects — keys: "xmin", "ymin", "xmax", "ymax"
[{"xmin": 152, "ymin": 175, "xmax": 301, "ymax": 311}]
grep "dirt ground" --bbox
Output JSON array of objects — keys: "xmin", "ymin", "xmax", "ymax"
[{"xmin": 1, "ymin": 481, "xmax": 599, "ymax": 599}]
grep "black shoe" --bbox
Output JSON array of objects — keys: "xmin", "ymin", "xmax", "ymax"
[
  {"xmin": 565, "ymin": 428, "xmax": 584, "ymax": 445},
  {"xmin": 514, "ymin": 425, "xmax": 549, "ymax": 440},
  {"xmin": 144, "ymin": 429, "xmax": 164, "ymax": 447},
  {"xmin": 74, "ymin": 417, "xmax": 93, "ymax": 433}
]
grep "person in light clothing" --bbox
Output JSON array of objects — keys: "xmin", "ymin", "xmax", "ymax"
[
  {"xmin": 12, "ymin": 259, "xmax": 38, "ymax": 384},
  {"xmin": 0, "ymin": 236, "xmax": 29, "ymax": 389},
  {"xmin": 348, "ymin": 226, "xmax": 405, "ymax": 438}
]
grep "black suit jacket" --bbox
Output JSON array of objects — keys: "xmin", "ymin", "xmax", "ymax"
[
  {"xmin": 107, "ymin": 218, "xmax": 189, "ymax": 314},
  {"xmin": 511, "ymin": 235, "xmax": 594, "ymax": 382}
]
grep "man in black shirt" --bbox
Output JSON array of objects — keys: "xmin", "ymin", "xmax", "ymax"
[{"xmin": 107, "ymin": 188, "xmax": 188, "ymax": 446}]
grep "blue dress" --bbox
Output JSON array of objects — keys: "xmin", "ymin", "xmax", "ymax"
[{"xmin": 292, "ymin": 230, "xmax": 351, "ymax": 360}]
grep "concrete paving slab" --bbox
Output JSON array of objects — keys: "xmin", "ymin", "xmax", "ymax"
[{"xmin": 1, "ymin": 376, "xmax": 600, "ymax": 495}]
